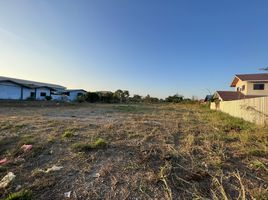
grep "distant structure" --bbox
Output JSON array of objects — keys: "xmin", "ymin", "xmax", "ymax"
[
  {"xmin": 213, "ymin": 73, "xmax": 268, "ymax": 101},
  {"xmin": 204, "ymin": 95, "xmax": 213, "ymax": 102},
  {"xmin": 0, "ymin": 76, "xmax": 87, "ymax": 101}
]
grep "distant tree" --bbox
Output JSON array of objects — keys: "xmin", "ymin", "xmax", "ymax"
[
  {"xmin": 114, "ymin": 90, "xmax": 124, "ymax": 103},
  {"xmin": 165, "ymin": 94, "xmax": 184, "ymax": 103},
  {"xmin": 114, "ymin": 90, "xmax": 130, "ymax": 103},
  {"xmin": 85, "ymin": 92, "xmax": 100, "ymax": 103},
  {"xmin": 142, "ymin": 95, "xmax": 160, "ymax": 103},
  {"xmin": 98, "ymin": 92, "xmax": 114, "ymax": 103},
  {"xmin": 150, "ymin": 97, "xmax": 160, "ymax": 103},
  {"xmin": 143, "ymin": 95, "xmax": 151, "ymax": 103},
  {"xmin": 131, "ymin": 94, "xmax": 142, "ymax": 103},
  {"xmin": 113, "ymin": 93, "xmax": 120, "ymax": 103},
  {"xmin": 123, "ymin": 90, "xmax": 130, "ymax": 103}
]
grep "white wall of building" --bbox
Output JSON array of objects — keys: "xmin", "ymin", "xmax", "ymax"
[
  {"xmin": 22, "ymin": 88, "xmax": 35, "ymax": 100},
  {"xmin": 0, "ymin": 81, "xmax": 86, "ymax": 102},
  {"xmin": 36, "ymin": 88, "xmax": 51, "ymax": 100},
  {"xmin": 0, "ymin": 82, "xmax": 22, "ymax": 100},
  {"xmin": 67, "ymin": 91, "xmax": 86, "ymax": 101}
]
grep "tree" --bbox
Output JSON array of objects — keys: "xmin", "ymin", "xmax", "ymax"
[
  {"xmin": 85, "ymin": 92, "xmax": 99, "ymax": 103},
  {"xmin": 142, "ymin": 95, "xmax": 159, "ymax": 103},
  {"xmin": 123, "ymin": 90, "xmax": 130, "ymax": 103},
  {"xmin": 114, "ymin": 90, "xmax": 130, "ymax": 103},
  {"xmin": 165, "ymin": 94, "xmax": 184, "ymax": 103},
  {"xmin": 114, "ymin": 90, "xmax": 124, "ymax": 103},
  {"xmin": 98, "ymin": 92, "xmax": 114, "ymax": 103},
  {"xmin": 131, "ymin": 94, "xmax": 142, "ymax": 103},
  {"xmin": 143, "ymin": 94, "xmax": 151, "ymax": 103}
]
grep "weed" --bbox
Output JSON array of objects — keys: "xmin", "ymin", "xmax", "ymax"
[
  {"xmin": 72, "ymin": 138, "xmax": 107, "ymax": 151},
  {"xmin": 248, "ymin": 149, "xmax": 267, "ymax": 157},
  {"xmin": 252, "ymin": 190, "xmax": 268, "ymax": 200},
  {"xmin": 4, "ymin": 189, "xmax": 32, "ymax": 200},
  {"xmin": 0, "ymin": 122, "xmax": 13, "ymax": 131},
  {"xmin": 0, "ymin": 122, "xmax": 27, "ymax": 132},
  {"xmin": 159, "ymin": 163, "xmax": 173, "ymax": 200},
  {"xmin": 62, "ymin": 130, "xmax": 75, "ymax": 138},
  {"xmin": 47, "ymin": 135, "xmax": 56, "ymax": 143},
  {"xmin": 250, "ymin": 160, "xmax": 268, "ymax": 171},
  {"xmin": 124, "ymin": 161, "xmax": 140, "ymax": 170},
  {"xmin": 61, "ymin": 128, "xmax": 78, "ymax": 138}
]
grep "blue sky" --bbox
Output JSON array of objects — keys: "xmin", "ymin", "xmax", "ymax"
[{"xmin": 1, "ymin": 0, "xmax": 268, "ymax": 98}]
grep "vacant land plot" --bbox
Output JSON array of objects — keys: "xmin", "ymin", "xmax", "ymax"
[{"xmin": 0, "ymin": 103, "xmax": 267, "ymax": 199}]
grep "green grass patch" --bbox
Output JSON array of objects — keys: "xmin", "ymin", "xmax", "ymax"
[
  {"xmin": 62, "ymin": 130, "xmax": 75, "ymax": 138},
  {"xmin": 0, "ymin": 122, "xmax": 14, "ymax": 131},
  {"xmin": 61, "ymin": 128, "xmax": 79, "ymax": 139},
  {"xmin": 4, "ymin": 189, "xmax": 32, "ymax": 200},
  {"xmin": 250, "ymin": 160, "xmax": 268, "ymax": 171},
  {"xmin": 72, "ymin": 138, "xmax": 107, "ymax": 152},
  {"xmin": 0, "ymin": 122, "xmax": 27, "ymax": 132},
  {"xmin": 248, "ymin": 149, "xmax": 267, "ymax": 157}
]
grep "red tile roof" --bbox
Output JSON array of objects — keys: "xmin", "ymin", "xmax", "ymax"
[
  {"xmin": 215, "ymin": 91, "xmax": 264, "ymax": 101},
  {"xmin": 236, "ymin": 73, "xmax": 268, "ymax": 81}
]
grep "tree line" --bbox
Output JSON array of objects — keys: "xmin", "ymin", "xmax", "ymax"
[{"xmin": 77, "ymin": 90, "xmax": 197, "ymax": 104}]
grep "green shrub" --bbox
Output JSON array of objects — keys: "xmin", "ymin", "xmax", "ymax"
[
  {"xmin": 62, "ymin": 130, "xmax": 75, "ymax": 138},
  {"xmin": 5, "ymin": 190, "xmax": 32, "ymax": 200},
  {"xmin": 72, "ymin": 138, "xmax": 107, "ymax": 151}
]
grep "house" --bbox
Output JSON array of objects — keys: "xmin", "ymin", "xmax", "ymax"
[
  {"xmin": 230, "ymin": 73, "xmax": 268, "ymax": 96},
  {"xmin": 204, "ymin": 95, "xmax": 213, "ymax": 102},
  {"xmin": 63, "ymin": 89, "xmax": 87, "ymax": 101},
  {"xmin": 0, "ymin": 76, "xmax": 66, "ymax": 100},
  {"xmin": 213, "ymin": 73, "xmax": 268, "ymax": 101}
]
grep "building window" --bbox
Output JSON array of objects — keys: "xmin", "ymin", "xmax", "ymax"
[
  {"xmin": 30, "ymin": 92, "xmax": 35, "ymax": 97},
  {"xmin": 237, "ymin": 87, "xmax": 240, "ymax": 91},
  {"xmin": 40, "ymin": 92, "xmax": 47, "ymax": 97},
  {"xmin": 253, "ymin": 83, "xmax": 265, "ymax": 90},
  {"xmin": 242, "ymin": 85, "xmax": 245, "ymax": 91}
]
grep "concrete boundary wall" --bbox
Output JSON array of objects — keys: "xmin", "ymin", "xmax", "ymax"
[{"xmin": 210, "ymin": 97, "xmax": 268, "ymax": 125}]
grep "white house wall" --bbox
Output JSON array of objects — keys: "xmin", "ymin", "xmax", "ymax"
[
  {"xmin": 67, "ymin": 91, "xmax": 86, "ymax": 101},
  {"xmin": 0, "ymin": 82, "xmax": 22, "ymax": 100},
  {"xmin": 22, "ymin": 88, "xmax": 35, "ymax": 100},
  {"xmin": 36, "ymin": 88, "xmax": 51, "ymax": 100}
]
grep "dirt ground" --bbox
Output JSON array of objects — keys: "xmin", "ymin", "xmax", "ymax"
[{"xmin": 0, "ymin": 103, "xmax": 267, "ymax": 199}]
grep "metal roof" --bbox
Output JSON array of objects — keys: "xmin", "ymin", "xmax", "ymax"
[
  {"xmin": 0, "ymin": 76, "xmax": 66, "ymax": 90},
  {"xmin": 65, "ymin": 89, "xmax": 87, "ymax": 92},
  {"xmin": 236, "ymin": 73, "xmax": 268, "ymax": 81},
  {"xmin": 215, "ymin": 91, "xmax": 264, "ymax": 101}
]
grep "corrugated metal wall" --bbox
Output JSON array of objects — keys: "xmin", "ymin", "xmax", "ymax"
[{"xmin": 210, "ymin": 97, "xmax": 268, "ymax": 125}]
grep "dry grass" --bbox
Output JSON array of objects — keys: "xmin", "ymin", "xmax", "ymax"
[{"xmin": 0, "ymin": 102, "xmax": 267, "ymax": 199}]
